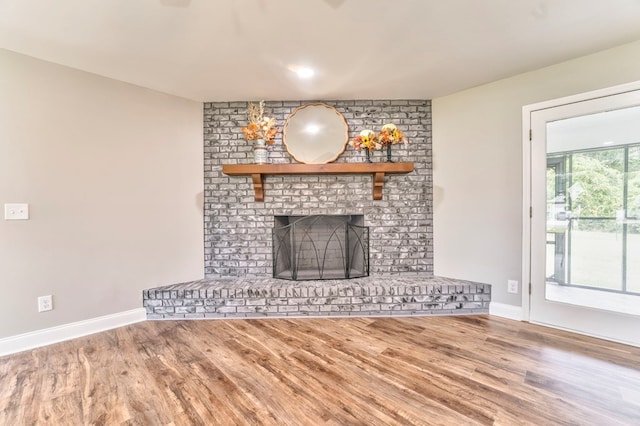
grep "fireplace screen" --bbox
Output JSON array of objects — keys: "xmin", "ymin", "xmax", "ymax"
[{"xmin": 273, "ymin": 215, "xmax": 369, "ymax": 280}]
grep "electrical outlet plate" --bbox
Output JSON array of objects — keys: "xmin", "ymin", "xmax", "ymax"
[
  {"xmin": 38, "ymin": 295, "xmax": 53, "ymax": 312},
  {"xmin": 4, "ymin": 203, "xmax": 29, "ymax": 220},
  {"xmin": 507, "ymin": 280, "xmax": 519, "ymax": 294}
]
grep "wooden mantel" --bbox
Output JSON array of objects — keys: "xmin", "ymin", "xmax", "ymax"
[{"xmin": 221, "ymin": 162, "xmax": 414, "ymax": 202}]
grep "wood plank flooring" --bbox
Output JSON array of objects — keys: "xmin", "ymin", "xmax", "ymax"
[{"xmin": 1, "ymin": 315, "xmax": 639, "ymax": 425}]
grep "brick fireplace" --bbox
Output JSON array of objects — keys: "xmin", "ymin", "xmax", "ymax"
[
  {"xmin": 142, "ymin": 99, "xmax": 491, "ymax": 319},
  {"xmin": 204, "ymin": 100, "xmax": 433, "ymax": 278}
]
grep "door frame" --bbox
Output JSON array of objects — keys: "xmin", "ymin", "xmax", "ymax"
[{"xmin": 521, "ymin": 80, "xmax": 640, "ymax": 323}]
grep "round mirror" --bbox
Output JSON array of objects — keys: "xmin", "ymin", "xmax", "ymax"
[{"xmin": 283, "ymin": 103, "xmax": 349, "ymax": 164}]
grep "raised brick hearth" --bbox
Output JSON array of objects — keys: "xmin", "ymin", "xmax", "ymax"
[{"xmin": 144, "ymin": 276, "xmax": 490, "ymax": 319}]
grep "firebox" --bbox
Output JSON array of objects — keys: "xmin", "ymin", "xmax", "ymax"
[{"xmin": 272, "ymin": 215, "xmax": 369, "ymax": 280}]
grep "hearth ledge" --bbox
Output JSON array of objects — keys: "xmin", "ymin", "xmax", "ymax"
[{"xmin": 143, "ymin": 276, "xmax": 490, "ymax": 320}]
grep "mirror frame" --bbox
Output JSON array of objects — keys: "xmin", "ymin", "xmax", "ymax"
[{"xmin": 283, "ymin": 103, "xmax": 349, "ymax": 164}]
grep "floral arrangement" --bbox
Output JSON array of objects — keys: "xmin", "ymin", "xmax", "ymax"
[
  {"xmin": 349, "ymin": 129, "xmax": 381, "ymax": 151},
  {"xmin": 377, "ymin": 123, "xmax": 407, "ymax": 146},
  {"xmin": 241, "ymin": 101, "xmax": 278, "ymax": 144}
]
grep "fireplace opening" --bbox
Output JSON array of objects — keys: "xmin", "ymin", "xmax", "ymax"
[{"xmin": 273, "ymin": 215, "xmax": 369, "ymax": 280}]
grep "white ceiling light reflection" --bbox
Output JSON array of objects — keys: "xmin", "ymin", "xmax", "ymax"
[
  {"xmin": 296, "ymin": 67, "xmax": 315, "ymax": 79},
  {"xmin": 288, "ymin": 65, "xmax": 315, "ymax": 79}
]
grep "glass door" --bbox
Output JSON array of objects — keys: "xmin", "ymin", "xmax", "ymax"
[{"xmin": 530, "ymin": 89, "xmax": 640, "ymax": 346}]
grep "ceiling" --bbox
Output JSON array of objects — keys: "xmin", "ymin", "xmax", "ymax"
[{"xmin": 2, "ymin": 0, "xmax": 640, "ymax": 102}]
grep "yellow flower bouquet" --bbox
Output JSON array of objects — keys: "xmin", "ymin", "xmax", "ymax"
[
  {"xmin": 349, "ymin": 129, "xmax": 381, "ymax": 151},
  {"xmin": 349, "ymin": 129, "xmax": 381, "ymax": 162}
]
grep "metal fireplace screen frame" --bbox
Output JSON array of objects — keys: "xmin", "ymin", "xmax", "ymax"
[{"xmin": 273, "ymin": 215, "xmax": 369, "ymax": 280}]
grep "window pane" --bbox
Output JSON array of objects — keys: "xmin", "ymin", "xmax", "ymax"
[{"xmin": 547, "ymin": 105, "xmax": 640, "ymax": 297}]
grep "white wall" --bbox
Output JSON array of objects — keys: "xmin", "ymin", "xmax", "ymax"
[
  {"xmin": 0, "ymin": 49, "xmax": 204, "ymax": 338},
  {"xmin": 433, "ymin": 39, "xmax": 640, "ymax": 306}
]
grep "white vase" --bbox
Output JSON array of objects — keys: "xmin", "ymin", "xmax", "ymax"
[{"xmin": 254, "ymin": 139, "xmax": 268, "ymax": 164}]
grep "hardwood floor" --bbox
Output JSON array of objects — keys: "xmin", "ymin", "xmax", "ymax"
[{"xmin": 1, "ymin": 316, "xmax": 639, "ymax": 425}]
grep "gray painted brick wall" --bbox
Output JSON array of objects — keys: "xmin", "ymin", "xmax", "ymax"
[{"xmin": 203, "ymin": 100, "xmax": 432, "ymax": 278}]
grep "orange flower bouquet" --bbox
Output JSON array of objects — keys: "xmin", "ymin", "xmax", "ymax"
[
  {"xmin": 241, "ymin": 101, "xmax": 278, "ymax": 145},
  {"xmin": 377, "ymin": 123, "xmax": 407, "ymax": 162},
  {"xmin": 377, "ymin": 123, "xmax": 407, "ymax": 147}
]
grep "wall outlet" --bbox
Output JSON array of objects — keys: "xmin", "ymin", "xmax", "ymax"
[
  {"xmin": 507, "ymin": 280, "xmax": 519, "ymax": 294},
  {"xmin": 38, "ymin": 295, "xmax": 53, "ymax": 312},
  {"xmin": 4, "ymin": 203, "xmax": 29, "ymax": 220}
]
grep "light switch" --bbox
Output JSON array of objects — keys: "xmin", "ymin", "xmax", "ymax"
[{"xmin": 4, "ymin": 203, "xmax": 29, "ymax": 220}]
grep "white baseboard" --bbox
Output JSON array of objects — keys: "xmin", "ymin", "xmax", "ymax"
[
  {"xmin": 489, "ymin": 302, "xmax": 524, "ymax": 321},
  {"xmin": 0, "ymin": 308, "xmax": 146, "ymax": 357}
]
